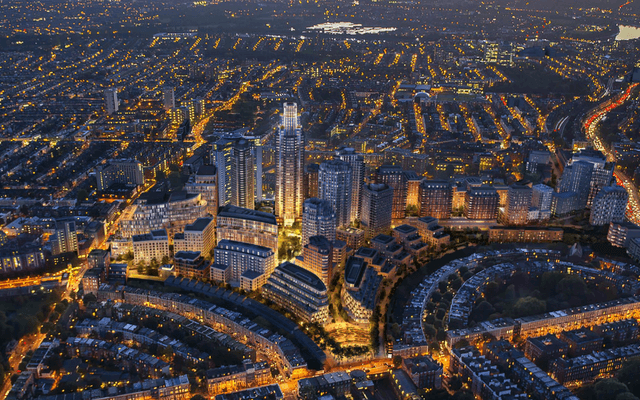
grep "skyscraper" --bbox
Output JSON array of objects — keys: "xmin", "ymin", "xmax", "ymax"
[
  {"xmin": 276, "ymin": 103, "xmax": 304, "ymax": 226},
  {"xmin": 301, "ymin": 198, "xmax": 337, "ymax": 247},
  {"xmin": 505, "ymin": 184, "xmax": 532, "ymax": 225},
  {"xmin": 104, "ymin": 88, "xmax": 118, "ymax": 115},
  {"xmin": 377, "ymin": 165, "xmax": 407, "ymax": 220},
  {"xmin": 336, "ymin": 147, "xmax": 365, "ymax": 222},
  {"xmin": 162, "ymin": 86, "xmax": 175, "ymax": 111},
  {"xmin": 361, "ymin": 183, "xmax": 394, "ymax": 240},
  {"xmin": 212, "ymin": 134, "xmax": 255, "ymax": 210},
  {"xmin": 419, "ymin": 180, "xmax": 453, "ymax": 219},
  {"xmin": 590, "ymin": 185, "xmax": 628, "ymax": 226},
  {"xmin": 318, "ymin": 159, "xmax": 352, "ymax": 228}
]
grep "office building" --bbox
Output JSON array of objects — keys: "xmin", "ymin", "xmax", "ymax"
[
  {"xmin": 173, "ymin": 217, "xmax": 216, "ymax": 256},
  {"xmin": 336, "ymin": 147, "xmax": 365, "ymax": 222},
  {"xmin": 464, "ymin": 186, "xmax": 499, "ymax": 220},
  {"xmin": 590, "ymin": 185, "xmax": 628, "ymax": 226},
  {"xmin": 212, "ymin": 134, "xmax": 255, "ymax": 210},
  {"xmin": 301, "ymin": 198, "xmax": 336, "ymax": 247},
  {"xmin": 419, "ymin": 180, "xmax": 452, "ymax": 219},
  {"xmin": 132, "ymin": 229, "xmax": 170, "ymax": 265},
  {"xmin": 262, "ymin": 262, "xmax": 330, "ymax": 324},
  {"xmin": 214, "ymin": 240, "xmax": 275, "ymax": 288},
  {"xmin": 96, "ymin": 159, "xmax": 145, "ymax": 191},
  {"xmin": 318, "ymin": 159, "xmax": 352, "ymax": 228},
  {"xmin": 504, "ymin": 184, "xmax": 532, "ymax": 225},
  {"xmin": 104, "ymin": 88, "xmax": 118, "ymax": 115},
  {"xmin": 162, "ymin": 86, "xmax": 175, "ymax": 110},
  {"xmin": 361, "ymin": 183, "xmax": 394, "ymax": 240},
  {"xmin": 300, "ymin": 235, "xmax": 333, "ymax": 286},
  {"xmin": 185, "ymin": 165, "xmax": 218, "ymax": 217},
  {"xmin": 377, "ymin": 165, "xmax": 407, "ymax": 220},
  {"xmin": 276, "ymin": 102, "xmax": 304, "ymax": 226},
  {"xmin": 303, "ymin": 163, "xmax": 319, "ymax": 199},
  {"xmin": 51, "ymin": 220, "xmax": 78, "ymax": 255},
  {"xmin": 216, "ymin": 205, "xmax": 278, "ymax": 254}
]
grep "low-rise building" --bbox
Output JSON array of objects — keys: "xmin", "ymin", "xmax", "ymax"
[
  {"xmin": 402, "ymin": 356, "xmax": 442, "ymax": 390},
  {"xmin": 559, "ymin": 328, "xmax": 603, "ymax": 357},
  {"xmin": 488, "ymin": 226, "xmax": 563, "ymax": 243},
  {"xmin": 174, "ymin": 251, "xmax": 210, "ymax": 280},
  {"xmin": 524, "ymin": 334, "xmax": 569, "ymax": 369},
  {"xmin": 550, "ymin": 344, "xmax": 640, "ymax": 385}
]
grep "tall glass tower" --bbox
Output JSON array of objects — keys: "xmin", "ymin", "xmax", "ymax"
[{"xmin": 276, "ymin": 103, "xmax": 304, "ymax": 226}]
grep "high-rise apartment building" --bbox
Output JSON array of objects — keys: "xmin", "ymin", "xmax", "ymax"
[
  {"xmin": 532, "ymin": 184, "xmax": 554, "ymax": 211},
  {"xmin": 318, "ymin": 159, "xmax": 352, "ymax": 228},
  {"xmin": 173, "ymin": 217, "xmax": 216, "ymax": 256},
  {"xmin": 336, "ymin": 147, "xmax": 365, "ymax": 222},
  {"xmin": 216, "ymin": 205, "xmax": 278, "ymax": 254},
  {"xmin": 212, "ymin": 134, "xmax": 255, "ymax": 210},
  {"xmin": 96, "ymin": 159, "xmax": 145, "ymax": 191},
  {"xmin": 464, "ymin": 186, "xmax": 499, "ymax": 220},
  {"xmin": 301, "ymin": 198, "xmax": 336, "ymax": 247},
  {"xmin": 119, "ymin": 191, "xmax": 207, "ymax": 238},
  {"xmin": 162, "ymin": 86, "xmax": 175, "ymax": 111},
  {"xmin": 51, "ymin": 220, "xmax": 78, "ymax": 255},
  {"xmin": 262, "ymin": 262, "xmax": 329, "ymax": 324},
  {"xmin": 104, "ymin": 88, "xmax": 118, "ymax": 115},
  {"xmin": 132, "ymin": 229, "xmax": 170, "ymax": 265},
  {"xmin": 377, "ymin": 165, "xmax": 407, "ymax": 220},
  {"xmin": 505, "ymin": 184, "xmax": 532, "ymax": 225},
  {"xmin": 301, "ymin": 235, "xmax": 333, "ymax": 286},
  {"xmin": 185, "ymin": 165, "xmax": 218, "ymax": 217},
  {"xmin": 361, "ymin": 183, "xmax": 394, "ymax": 240},
  {"xmin": 559, "ymin": 160, "xmax": 594, "ymax": 210},
  {"xmin": 572, "ymin": 150, "xmax": 614, "ymax": 207},
  {"xmin": 214, "ymin": 240, "xmax": 275, "ymax": 288},
  {"xmin": 303, "ymin": 164, "xmax": 320, "ymax": 200},
  {"xmin": 419, "ymin": 180, "xmax": 453, "ymax": 220},
  {"xmin": 276, "ymin": 103, "xmax": 304, "ymax": 226},
  {"xmin": 590, "ymin": 185, "xmax": 628, "ymax": 226}
]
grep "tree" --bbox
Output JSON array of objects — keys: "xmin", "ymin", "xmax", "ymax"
[
  {"xmin": 512, "ymin": 297, "xmax": 546, "ymax": 318},
  {"xmin": 594, "ymin": 379, "xmax": 631, "ymax": 400},
  {"xmin": 618, "ymin": 357, "xmax": 640, "ymax": 398},
  {"xmin": 83, "ymin": 293, "xmax": 97, "ymax": 305},
  {"xmin": 392, "ymin": 355, "xmax": 402, "ymax": 368},
  {"xmin": 76, "ymin": 189, "xmax": 89, "ymax": 203}
]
